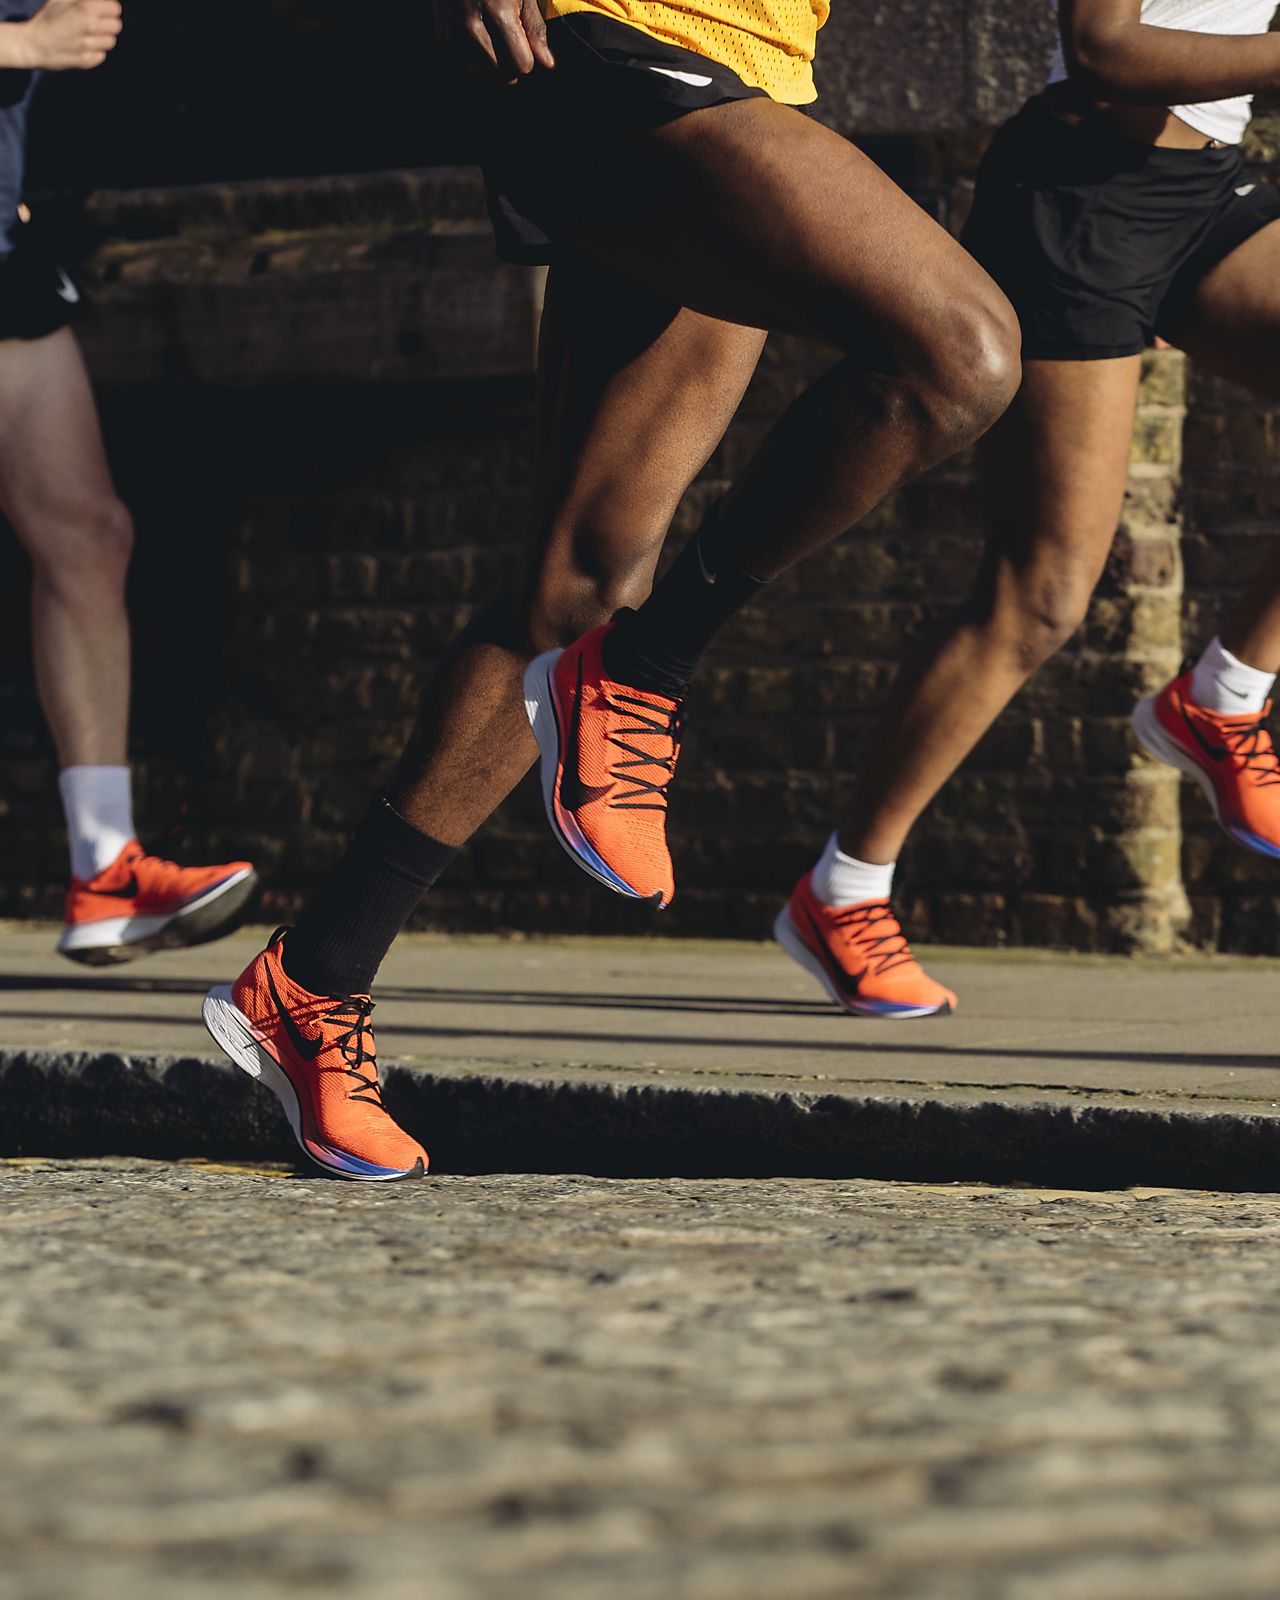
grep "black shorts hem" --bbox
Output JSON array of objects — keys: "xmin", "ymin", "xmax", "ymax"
[
  {"xmin": 483, "ymin": 14, "xmax": 769, "ymax": 266},
  {"xmin": 1021, "ymin": 340, "xmax": 1147, "ymax": 361},
  {"xmin": 1156, "ymin": 202, "xmax": 1280, "ymax": 335}
]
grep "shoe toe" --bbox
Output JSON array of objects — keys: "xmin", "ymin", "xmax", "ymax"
[
  {"xmin": 875, "ymin": 972, "xmax": 956, "ymax": 1015},
  {"xmin": 378, "ymin": 1129, "xmax": 431, "ymax": 1176}
]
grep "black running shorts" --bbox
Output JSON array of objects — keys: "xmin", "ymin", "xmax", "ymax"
[
  {"xmin": 0, "ymin": 218, "xmax": 89, "ymax": 342},
  {"xmin": 481, "ymin": 13, "xmax": 768, "ymax": 265},
  {"xmin": 963, "ymin": 95, "xmax": 1280, "ymax": 360}
]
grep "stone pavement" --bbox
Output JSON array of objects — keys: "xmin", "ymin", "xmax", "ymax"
[
  {"xmin": 3, "ymin": 926, "xmax": 1280, "ymax": 1186},
  {"xmin": 5, "ymin": 1159, "xmax": 1280, "ymax": 1600}
]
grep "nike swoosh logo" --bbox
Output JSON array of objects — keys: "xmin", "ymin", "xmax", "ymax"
[
  {"xmin": 648, "ymin": 66, "xmax": 714, "ymax": 87},
  {"xmin": 82, "ymin": 873, "xmax": 140, "ymax": 898},
  {"xmin": 558, "ymin": 651, "xmax": 611, "ymax": 813},
  {"xmin": 54, "ymin": 268, "xmax": 80, "ymax": 304},
  {"xmin": 1180, "ymin": 704, "xmax": 1227, "ymax": 762},
  {"xmin": 265, "ymin": 960, "xmax": 325, "ymax": 1062},
  {"xmin": 1236, "ymin": 184, "xmax": 1257, "ymax": 196},
  {"xmin": 800, "ymin": 902, "xmax": 861, "ymax": 997}
]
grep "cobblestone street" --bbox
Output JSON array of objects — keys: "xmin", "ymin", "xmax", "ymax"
[{"xmin": 5, "ymin": 1161, "xmax": 1280, "ymax": 1599}]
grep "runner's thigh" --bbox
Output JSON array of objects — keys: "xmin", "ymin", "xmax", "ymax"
[
  {"xmin": 1163, "ymin": 217, "xmax": 1280, "ymax": 396},
  {"xmin": 567, "ymin": 96, "xmax": 1018, "ymax": 371}
]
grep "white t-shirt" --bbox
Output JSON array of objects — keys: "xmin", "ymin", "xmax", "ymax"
[{"xmin": 1046, "ymin": 0, "xmax": 1279, "ymax": 144}]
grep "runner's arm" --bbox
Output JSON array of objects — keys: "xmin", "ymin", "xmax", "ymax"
[
  {"xmin": 1061, "ymin": 0, "xmax": 1280, "ymax": 100},
  {"xmin": 434, "ymin": 0, "xmax": 555, "ymax": 84},
  {"xmin": 0, "ymin": 0, "xmax": 122, "ymax": 72}
]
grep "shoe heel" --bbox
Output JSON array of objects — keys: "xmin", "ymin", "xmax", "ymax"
[
  {"xmin": 204, "ymin": 985, "xmax": 313, "ymax": 1156},
  {"xmin": 523, "ymin": 648, "xmax": 562, "ymax": 755},
  {"xmin": 1132, "ymin": 696, "xmax": 1225, "ymax": 823},
  {"xmin": 202, "ymin": 986, "xmax": 266, "ymax": 1081},
  {"xmin": 773, "ymin": 906, "xmax": 848, "ymax": 1012}
]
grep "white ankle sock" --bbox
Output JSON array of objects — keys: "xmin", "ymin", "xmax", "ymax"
[
  {"xmin": 810, "ymin": 831, "xmax": 895, "ymax": 908},
  {"xmin": 58, "ymin": 766, "xmax": 136, "ymax": 881},
  {"xmin": 1189, "ymin": 637, "xmax": 1276, "ymax": 716}
]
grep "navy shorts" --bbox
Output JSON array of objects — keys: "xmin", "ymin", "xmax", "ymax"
[{"xmin": 963, "ymin": 95, "xmax": 1280, "ymax": 359}]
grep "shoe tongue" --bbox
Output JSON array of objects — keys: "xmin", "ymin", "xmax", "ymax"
[
  {"xmin": 325, "ymin": 992, "xmax": 375, "ymax": 1020},
  {"xmin": 606, "ymin": 678, "xmax": 682, "ymax": 713}
]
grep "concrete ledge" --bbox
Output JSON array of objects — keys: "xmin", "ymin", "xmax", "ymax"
[
  {"xmin": 7, "ymin": 1046, "xmax": 1280, "ymax": 1190},
  {"xmin": 9, "ymin": 930, "xmax": 1280, "ymax": 1189}
]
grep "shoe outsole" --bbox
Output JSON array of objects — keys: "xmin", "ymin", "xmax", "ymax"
[
  {"xmin": 58, "ymin": 867, "xmax": 260, "ymax": 967},
  {"xmin": 202, "ymin": 986, "xmax": 426, "ymax": 1182},
  {"xmin": 524, "ymin": 647, "xmax": 664, "ymax": 906},
  {"xmin": 773, "ymin": 906, "xmax": 954, "ymax": 1020},
  {"xmin": 1131, "ymin": 696, "xmax": 1280, "ymax": 859}
]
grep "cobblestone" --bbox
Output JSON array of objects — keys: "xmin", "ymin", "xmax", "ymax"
[{"xmin": 5, "ymin": 1161, "xmax": 1280, "ymax": 1599}]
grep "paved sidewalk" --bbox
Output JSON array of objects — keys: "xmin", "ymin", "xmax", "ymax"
[
  {"xmin": 3, "ymin": 925, "xmax": 1280, "ymax": 1186},
  {"xmin": 8, "ymin": 1161, "xmax": 1280, "ymax": 1600}
]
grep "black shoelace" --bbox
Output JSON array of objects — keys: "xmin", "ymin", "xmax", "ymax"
[
  {"xmin": 830, "ymin": 900, "xmax": 916, "ymax": 977},
  {"xmin": 1221, "ymin": 717, "xmax": 1280, "ymax": 786},
  {"xmin": 324, "ymin": 995, "xmax": 385, "ymax": 1107},
  {"xmin": 604, "ymin": 691, "xmax": 683, "ymax": 811}
]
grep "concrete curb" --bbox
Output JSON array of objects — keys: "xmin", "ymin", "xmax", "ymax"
[{"xmin": 6, "ymin": 1047, "xmax": 1280, "ymax": 1190}]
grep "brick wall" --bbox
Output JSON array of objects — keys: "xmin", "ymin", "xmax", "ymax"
[{"xmin": 0, "ymin": 149, "xmax": 1224, "ymax": 952}]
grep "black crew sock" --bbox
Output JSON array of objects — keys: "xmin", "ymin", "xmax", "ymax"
[
  {"xmin": 281, "ymin": 796, "xmax": 458, "ymax": 997},
  {"xmin": 600, "ymin": 510, "xmax": 769, "ymax": 698}
]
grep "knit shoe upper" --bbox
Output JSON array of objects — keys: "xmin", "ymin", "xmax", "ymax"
[
  {"xmin": 65, "ymin": 840, "xmax": 253, "ymax": 926},
  {"xmin": 527, "ymin": 623, "xmax": 681, "ymax": 907},
  {"xmin": 777, "ymin": 872, "xmax": 957, "ymax": 1018},
  {"xmin": 59, "ymin": 840, "xmax": 257, "ymax": 965},
  {"xmin": 1136, "ymin": 671, "xmax": 1280, "ymax": 858},
  {"xmin": 222, "ymin": 932, "xmax": 428, "ymax": 1180}
]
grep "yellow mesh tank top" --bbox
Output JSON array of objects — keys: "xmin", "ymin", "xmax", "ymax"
[{"xmin": 543, "ymin": 0, "xmax": 830, "ymax": 105}]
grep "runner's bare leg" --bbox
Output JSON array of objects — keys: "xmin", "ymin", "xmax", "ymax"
[
  {"xmin": 838, "ymin": 357, "xmax": 1142, "ymax": 863},
  {"xmin": 1164, "ymin": 217, "xmax": 1280, "ymax": 671},
  {"xmin": 388, "ymin": 259, "xmax": 766, "ymax": 841},
  {"xmin": 0, "ymin": 326, "xmax": 134, "ymax": 767}
]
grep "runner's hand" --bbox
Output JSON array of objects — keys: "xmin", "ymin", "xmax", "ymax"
[
  {"xmin": 19, "ymin": 0, "xmax": 122, "ymax": 71},
  {"xmin": 436, "ymin": 0, "xmax": 554, "ymax": 85}
]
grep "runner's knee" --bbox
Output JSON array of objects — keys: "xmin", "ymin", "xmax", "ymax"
[
  {"xmin": 525, "ymin": 518, "xmax": 666, "ymax": 652},
  {"xmin": 27, "ymin": 495, "xmax": 134, "ymax": 597},
  {"xmin": 910, "ymin": 290, "xmax": 1021, "ymax": 455},
  {"xmin": 985, "ymin": 563, "xmax": 1095, "ymax": 672}
]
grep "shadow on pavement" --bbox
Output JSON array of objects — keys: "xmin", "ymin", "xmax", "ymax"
[
  {"xmin": 5, "ymin": 1005, "xmax": 1274, "ymax": 1071},
  {"xmin": 0, "ymin": 974, "xmax": 834, "ymax": 1016}
]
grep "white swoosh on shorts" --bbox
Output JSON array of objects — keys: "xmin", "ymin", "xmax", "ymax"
[
  {"xmin": 648, "ymin": 65, "xmax": 715, "ymax": 87},
  {"xmin": 1235, "ymin": 184, "xmax": 1258, "ymax": 197},
  {"xmin": 54, "ymin": 268, "xmax": 80, "ymax": 304}
]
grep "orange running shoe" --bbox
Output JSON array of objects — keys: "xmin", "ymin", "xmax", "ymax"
[
  {"xmin": 774, "ymin": 872, "xmax": 957, "ymax": 1019},
  {"xmin": 203, "ymin": 929, "xmax": 427, "ymax": 1181},
  {"xmin": 1133, "ymin": 671, "xmax": 1280, "ymax": 858},
  {"xmin": 58, "ymin": 840, "xmax": 256, "ymax": 966},
  {"xmin": 524, "ymin": 622, "xmax": 681, "ymax": 907}
]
